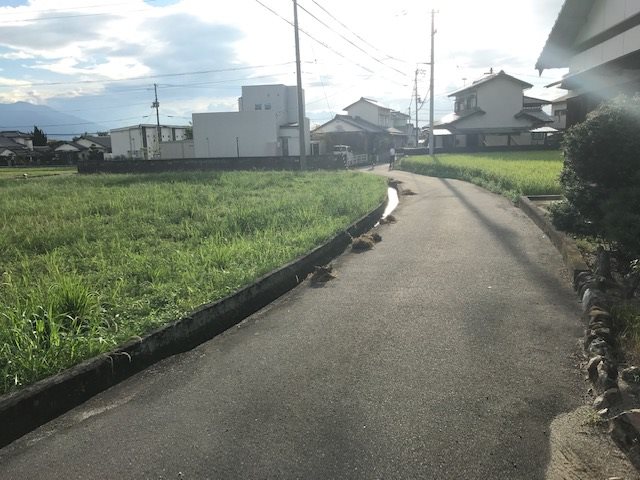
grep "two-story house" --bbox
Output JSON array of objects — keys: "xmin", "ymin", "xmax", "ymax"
[
  {"xmin": 0, "ymin": 131, "xmax": 34, "ymax": 164},
  {"xmin": 434, "ymin": 70, "xmax": 554, "ymax": 150},
  {"xmin": 311, "ymin": 97, "xmax": 411, "ymax": 156},
  {"xmin": 536, "ymin": 0, "xmax": 640, "ymax": 127},
  {"xmin": 192, "ymin": 84, "xmax": 310, "ymax": 158}
]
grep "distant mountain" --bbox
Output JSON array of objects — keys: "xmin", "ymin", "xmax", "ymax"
[{"xmin": 0, "ymin": 102, "xmax": 107, "ymax": 140}]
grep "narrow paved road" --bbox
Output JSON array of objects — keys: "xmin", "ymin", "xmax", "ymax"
[{"xmin": 0, "ymin": 168, "xmax": 587, "ymax": 479}]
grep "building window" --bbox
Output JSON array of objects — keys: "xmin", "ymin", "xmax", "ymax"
[
  {"xmin": 255, "ymin": 104, "xmax": 262, "ymax": 110},
  {"xmin": 466, "ymin": 94, "xmax": 476, "ymax": 110},
  {"xmin": 264, "ymin": 103, "xmax": 271, "ymax": 110}
]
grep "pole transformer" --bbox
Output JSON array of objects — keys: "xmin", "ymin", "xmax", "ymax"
[{"xmin": 152, "ymin": 83, "xmax": 161, "ymax": 158}]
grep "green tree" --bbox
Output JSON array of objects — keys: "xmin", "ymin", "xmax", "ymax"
[{"xmin": 32, "ymin": 126, "xmax": 48, "ymax": 146}]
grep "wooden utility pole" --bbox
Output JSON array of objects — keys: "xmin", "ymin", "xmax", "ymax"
[
  {"xmin": 293, "ymin": 0, "xmax": 307, "ymax": 170},
  {"xmin": 429, "ymin": 10, "xmax": 436, "ymax": 157}
]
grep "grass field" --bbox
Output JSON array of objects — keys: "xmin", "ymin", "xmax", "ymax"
[
  {"xmin": 399, "ymin": 151, "xmax": 563, "ymax": 200},
  {"xmin": 0, "ymin": 166, "xmax": 76, "ymax": 179},
  {"xmin": 0, "ymin": 171, "xmax": 387, "ymax": 394}
]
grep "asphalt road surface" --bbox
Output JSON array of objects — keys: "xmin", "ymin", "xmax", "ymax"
[{"xmin": 0, "ymin": 168, "xmax": 587, "ymax": 479}]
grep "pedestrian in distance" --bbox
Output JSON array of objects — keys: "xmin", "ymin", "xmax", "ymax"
[{"xmin": 389, "ymin": 146, "xmax": 396, "ymax": 170}]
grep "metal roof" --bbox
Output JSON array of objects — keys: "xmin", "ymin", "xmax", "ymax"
[{"xmin": 530, "ymin": 126, "xmax": 559, "ymax": 133}]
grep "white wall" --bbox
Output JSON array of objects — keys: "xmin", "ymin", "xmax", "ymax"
[
  {"xmin": 552, "ymin": 101, "xmax": 567, "ymax": 129},
  {"xmin": 239, "ymin": 85, "xmax": 301, "ymax": 125},
  {"xmin": 279, "ymin": 119, "xmax": 311, "ymax": 156},
  {"xmin": 111, "ymin": 126, "xmax": 187, "ymax": 159},
  {"xmin": 161, "ymin": 140, "xmax": 195, "ymax": 159},
  {"xmin": 193, "ymin": 111, "xmax": 279, "ymax": 158},
  {"xmin": 347, "ymin": 101, "xmax": 389, "ymax": 126},
  {"xmin": 575, "ymin": 0, "xmax": 640, "ymax": 44},
  {"xmin": 454, "ymin": 77, "xmax": 532, "ymax": 130},
  {"xmin": 111, "ymin": 128, "xmax": 144, "ymax": 159},
  {"xmin": 571, "ymin": 0, "xmax": 640, "ymax": 72}
]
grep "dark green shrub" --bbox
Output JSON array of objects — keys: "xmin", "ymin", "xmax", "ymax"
[
  {"xmin": 549, "ymin": 199, "xmax": 594, "ymax": 235},
  {"xmin": 558, "ymin": 95, "xmax": 640, "ymax": 256}
]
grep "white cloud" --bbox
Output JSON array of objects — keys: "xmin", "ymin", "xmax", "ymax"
[{"xmin": 0, "ymin": 0, "xmax": 567, "ymax": 125}]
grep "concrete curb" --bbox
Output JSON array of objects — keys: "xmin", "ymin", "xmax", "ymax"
[
  {"xmin": 517, "ymin": 196, "xmax": 589, "ymax": 285},
  {"xmin": 518, "ymin": 195, "xmax": 640, "ymax": 470},
  {"xmin": 0, "ymin": 198, "xmax": 387, "ymax": 449}
]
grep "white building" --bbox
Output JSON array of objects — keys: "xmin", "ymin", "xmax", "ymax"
[
  {"xmin": 435, "ymin": 70, "xmax": 554, "ymax": 149},
  {"xmin": 110, "ymin": 124, "xmax": 188, "ymax": 160},
  {"xmin": 192, "ymin": 84, "xmax": 310, "ymax": 158},
  {"xmin": 536, "ymin": 0, "xmax": 640, "ymax": 127}
]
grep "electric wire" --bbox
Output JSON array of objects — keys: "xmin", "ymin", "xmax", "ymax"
[
  {"xmin": 310, "ymin": 0, "xmax": 409, "ymax": 66},
  {"xmin": 297, "ymin": 2, "xmax": 405, "ymax": 77}
]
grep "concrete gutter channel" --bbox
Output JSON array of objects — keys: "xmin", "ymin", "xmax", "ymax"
[
  {"xmin": 519, "ymin": 194, "xmax": 640, "ymax": 471},
  {"xmin": 0, "ymin": 194, "xmax": 389, "ymax": 449}
]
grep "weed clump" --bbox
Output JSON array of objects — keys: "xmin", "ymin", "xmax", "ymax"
[
  {"xmin": 308, "ymin": 265, "xmax": 336, "ymax": 284},
  {"xmin": 351, "ymin": 234, "xmax": 378, "ymax": 251}
]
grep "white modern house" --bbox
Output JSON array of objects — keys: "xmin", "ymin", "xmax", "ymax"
[
  {"xmin": 192, "ymin": 84, "xmax": 310, "ymax": 158},
  {"xmin": 110, "ymin": 124, "xmax": 188, "ymax": 160},
  {"xmin": 536, "ymin": 0, "xmax": 640, "ymax": 127},
  {"xmin": 434, "ymin": 70, "xmax": 554, "ymax": 149}
]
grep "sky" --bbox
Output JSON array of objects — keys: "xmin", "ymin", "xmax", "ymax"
[{"xmin": 0, "ymin": 0, "xmax": 568, "ymax": 134}]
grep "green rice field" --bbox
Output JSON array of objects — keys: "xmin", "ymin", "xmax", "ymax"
[
  {"xmin": 399, "ymin": 151, "xmax": 563, "ymax": 200},
  {"xmin": 0, "ymin": 171, "xmax": 387, "ymax": 394}
]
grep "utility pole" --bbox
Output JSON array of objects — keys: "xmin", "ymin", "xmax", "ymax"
[
  {"xmin": 415, "ymin": 69, "xmax": 420, "ymax": 146},
  {"xmin": 429, "ymin": 10, "xmax": 436, "ymax": 157},
  {"xmin": 152, "ymin": 83, "xmax": 161, "ymax": 158},
  {"xmin": 293, "ymin": 0, "xmax": 307, "ymax": 170}
]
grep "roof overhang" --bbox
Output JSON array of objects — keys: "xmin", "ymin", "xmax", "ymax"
[{"xmin": 536, "ymin": 0, "xmax": 596, "ymax": 72}]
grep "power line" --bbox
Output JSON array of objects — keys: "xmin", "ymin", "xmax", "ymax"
[
  {"xmin": 297, "ymin": 2, "xmax": 405, "ymax": 77},
  {"xmin": 253, "ymin": 0, "xmax": 407, "ymax": 88},
  {"xmin": 310, "ymin": 0, "xmax": 409, "ymax": 66}
]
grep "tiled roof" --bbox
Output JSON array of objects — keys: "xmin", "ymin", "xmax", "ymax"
[
  {"xmin": 81, "ymin": 135, "xmax": 111, "ymax": 149},
  {"xmin": 436, "ymin": 107, "xmax": 485, "ymax": 127},
  {"xmin": 448, "ymin": 71, "xmax": 532, "ymax": 97},
  {"xmin": 343, "ymin": 97, "xmax": 391, "ymax": 112}
]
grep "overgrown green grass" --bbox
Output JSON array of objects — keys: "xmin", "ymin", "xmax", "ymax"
[
  {"xmin": 0, "ymin": 171, "xmax": 386, "ymax": 394},
  {"xmin": 0, "ymin": 166, "xmax": 76, "ymax": 179},
  {"xmin": 613, "ymin": 302, "xmax": 640, "ymax": 363},
  {"xmin": 399, "ymin": 151, "xmax": 563, "ymax": 200}
]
